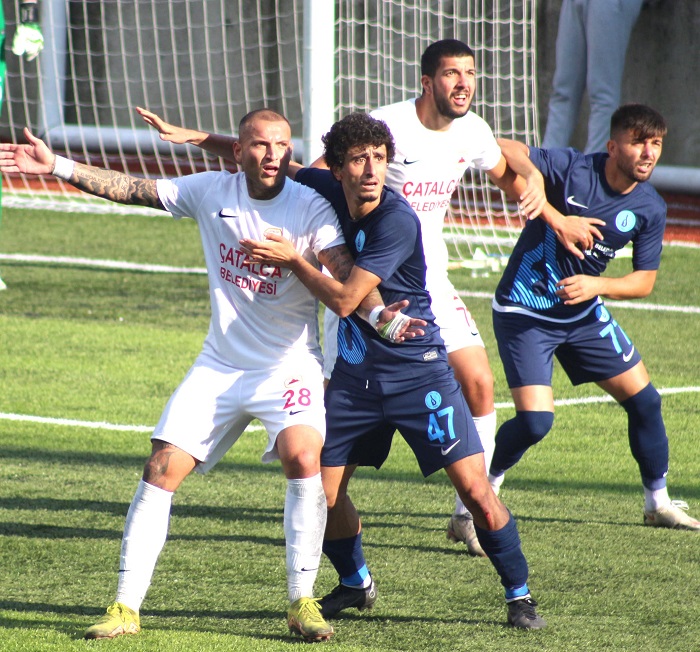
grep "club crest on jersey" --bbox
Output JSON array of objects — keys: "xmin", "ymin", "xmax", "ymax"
[
  {"xmin": 284, "ymin": 375, "xmax": 303, "ymax": 388},
  {"xmin": 615, "ymin": 210, "xmax": 636, "ymax": 233},
  {"xmin": 355, "ymin": 230, "xmax": 366, "ymax": 252},
  {"xmin": 264, "ymin": 227, "xmax": 283, "ymax": 240},
  {"xmin": 595, "ymin": 304, "xmax": 611, "ymax": 323},
  {"xmin": 425, "ymin": 391, "xmax": 442, "ymax": 410}
]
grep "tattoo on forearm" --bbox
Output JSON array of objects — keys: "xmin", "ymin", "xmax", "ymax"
[
  {"xmin": 72, "ymin": 163, "xmax": 162, "ymax": 208},
  {"xmin": 320, "ymin": 244, "xmax": 355, "ymax": 281}
]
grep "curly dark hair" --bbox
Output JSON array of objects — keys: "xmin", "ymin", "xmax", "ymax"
[{"xmin": 322, "ymin": 113, "xmax": 396, "ymax": 170}]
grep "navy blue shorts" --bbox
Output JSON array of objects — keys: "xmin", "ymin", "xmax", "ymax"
[
  {"xmin": 323, "ymin": 367, "xmax": 483, "ymax": 477},
  {"xmin": 493, "ymin": 303, "xmax": 642, "ymax": 388}
]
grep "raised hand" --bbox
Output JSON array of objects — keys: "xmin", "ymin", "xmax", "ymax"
[
  {"xmin": 0, "ymin": 127, "xmax": 55, "ymax": 175},
  {"xmin": 136, "ymin": 106, "xmax": 198, "ymax": 145}
]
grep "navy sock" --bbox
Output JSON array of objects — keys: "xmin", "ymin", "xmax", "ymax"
[
  {"xmin": 489, "ymin": 411, "xmax": 554, "ymax": 476},
  {"xmin": 474, "ymin": 513, "xmax": 529, "ymax": 596},
  {"xmin": 620, "ymin": 383, "xmax": 669, "ymax": 489},
  {"xmin": 323, "ymin": 532, "xmax": 370, "ymax": 586}
]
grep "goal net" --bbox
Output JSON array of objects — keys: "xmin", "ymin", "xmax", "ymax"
[{"xmin": 1, "ymin": 0, "xmax": 538, "ymax": 263}]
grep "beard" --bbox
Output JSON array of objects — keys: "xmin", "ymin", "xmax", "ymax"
[{"xmin": 433, "ymin": 91, "xmax": 471, "ymax": 120}]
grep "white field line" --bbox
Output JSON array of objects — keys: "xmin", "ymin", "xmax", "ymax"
[
  {"xmin": 0, "ymin": 253, "xmax": 207, "ymax": 275},
  {"xmin": 0, "ymin": 412, "xmax": 262, "ymax": 434},
  {"xmin": 457, "ymin": 290, "xmax": 700, "ymax": 314},
  {"xmin": 2, "ymin": 386, "xmax": 700, "ymax": 434},
  {"xmin": 2, "ymin": 253, "xmax": 699, "ymax": 315}
]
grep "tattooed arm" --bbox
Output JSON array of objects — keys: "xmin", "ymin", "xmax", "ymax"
[
  {"xmin": 0, "ymin": 127, "xmax": 165, "ymax": 210},
  {"xmin": 317, "ymin": 243, "xmax": 385, "ymax": 321},
  {"xmin": 239, "ymin": 237, "xmax": 426, "ymax": 340},
  {"xmin": 66, "ymin": 164, "xmax": 162, "ymax": 209}
]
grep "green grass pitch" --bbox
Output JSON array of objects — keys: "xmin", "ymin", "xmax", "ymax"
[{"xmin": 1, "ymin": 207, "xmax": 699, "ymax": 651}]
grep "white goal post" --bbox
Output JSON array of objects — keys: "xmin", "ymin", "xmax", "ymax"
[{"xmin": 1, "ymin": 0, "xmax": 539, "ymax": 262}]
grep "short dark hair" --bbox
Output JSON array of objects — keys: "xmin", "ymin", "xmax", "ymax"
[
  {"xmin": 322, "ymin": 113, "xmax": 396, "ymax": 170},
  {"xmin": 610, "ymin": 104, "xmax": 667, "ymax": 141},
  {"xmin": 421, "ymin": 39, "xmax": 475, "ymax": 78},
  {"xmin": 238, "ymin": 109, "xmax": 290, "ymax": 139}
]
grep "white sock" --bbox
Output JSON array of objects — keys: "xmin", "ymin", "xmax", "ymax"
[
  {"xmin": 285, "ymin": 473, "xmax": 326, "ymax": 603},
  {"xmin": 488, "ymin": 472, "xmax": 505, "ymax": 496},
  {"xmin": 454, "ymin": 411, "xmax": 497, "ymax": 516},
  {"xmin": 115, "ymin": 480, "xmax": 173, "ymax": 612},
  {"xmin": 645, "ymin": 486, "xmax": 670, "ymax": 512}
]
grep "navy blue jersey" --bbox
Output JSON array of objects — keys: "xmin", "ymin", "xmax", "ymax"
[
  {"xmin": 295, "ymin": 167, "xmax": 447, "ymax": 380},
  {"xmin": 495, "ymin": 147, "xmax": 666, "ymax": 321}
]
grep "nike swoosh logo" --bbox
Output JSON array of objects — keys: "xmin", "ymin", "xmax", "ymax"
[
  {"xmin": 441, "ymin": 440, "xmax": 460, "ymax": 456},
  {"xmin": 219, "ymin": 208, "xmax": 239, "ymax": 218},
  {"xmin": 403, "ymin": 158, "xmax": 419, "ymax": 165},
  {"xmin": 290, "ymin": 410, "xmax": 305, "ymax": 415},
  {"xmin": 623, "ymin": 346, "xmax": 635, "ymax": 362},
  {"xmin": 567, "ymin": 195, "xmax": 588, "ymax": 209},
  {"xmin": 301, "ymin": 567, "xmax": 319, "ymax": 572}
]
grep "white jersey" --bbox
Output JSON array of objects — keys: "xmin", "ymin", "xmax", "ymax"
[
  {"xmin": 157, "ymin": 172, "xmax": 344, "ymax": 371},
  {"xmin": 371, "ymin": 99, "xmax": 502, "ymax": 292}
]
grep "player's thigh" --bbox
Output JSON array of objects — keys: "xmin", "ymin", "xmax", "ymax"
[
  {"xmin": 447, "ymin": 345, "xmax": 494, "ymax": 415},
  {"xmin": 492, "ymin": 310, "xmax": 559, "ymax": 387},
  {"xmin": 385, "ymin": 370, "xmax": 483, "ymax": 477},
  {"xmin": 596, "ymin": 360, "xmax": 650, "ymax": 403},
  {"xmin": 557, "ymin": 304, "xmax": 642, "ymax": 386}
]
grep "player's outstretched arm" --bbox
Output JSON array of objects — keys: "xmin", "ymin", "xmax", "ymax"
[
  {"xmin": 0, "ymin": 128, "xmax": 163, "ymax": 209},
  {"xmin": 136, "ymin": 106, "xmax": 237, "ymax": 163}
]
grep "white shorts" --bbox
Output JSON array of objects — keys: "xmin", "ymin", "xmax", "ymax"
[
  {"xmin": 323, "ymin": 307, "xmax": 339, "ymax": 380},
  {"xmin": 321, "ymin": 289, "xmax": 485, "ymax": 378},
  {"xmin": 152, "ymin": 352, "xmax": 326, "ymax": 473},
  {"xmin": 429, "ymin": 289, "xmax": 485, "ymax": 354}
]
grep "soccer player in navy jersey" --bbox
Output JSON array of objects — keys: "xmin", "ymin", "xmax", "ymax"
[
  {"xmin": 491, "ymin": 103, "xmax": 700, "ymax": 531},
  {"xmin": 239, "ymin": 112, "xmax": 546, "ymax": 629}
]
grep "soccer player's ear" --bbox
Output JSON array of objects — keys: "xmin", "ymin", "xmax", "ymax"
[{"xmin": 233, "ymin": 140, "xmax": 243, "ymax": 166}]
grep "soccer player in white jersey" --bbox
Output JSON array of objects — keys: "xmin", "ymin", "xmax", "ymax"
[
  {"xmin": 364, "ymin": 39, "xmax": 547, "ymax": 554},
  {"xmin": 132, "ymin": 40, "xmax": 549, "ymax": 557},
  {"xmin": 0, "ymin": 110, "xmax": 421, "ymax": 642}
]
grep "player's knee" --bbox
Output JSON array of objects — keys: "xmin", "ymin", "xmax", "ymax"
[
  {"xmin": 142, "ymin": 440, "xmax": 194, "ymax": 489},
  {"xmin": 621, "ymin": 383, "xmax": 661, "ymax": 420},
  {"xmin": 517, "ymin": 410, "xmax": 554, "ymax": 445},
  {"xmin": 282, "ymin": 449, "xmax": 320, "ymax": 479}
]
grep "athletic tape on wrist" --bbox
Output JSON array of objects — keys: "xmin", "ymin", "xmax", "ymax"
[
  {"xmin": 52, "ymin": 155, "xmax": 75, "ymax": 181},
  {"xmin": 368, "ymin": 305, "xmax": 385, "ymax": 329},
  {"xmin": 378, "ymin": 312, "xmax": 411, "ymax": 342}
]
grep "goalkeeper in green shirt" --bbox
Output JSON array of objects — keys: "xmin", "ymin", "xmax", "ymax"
[{"xmin": 0, "ymin": 0, "xmax": 43, "ymax": 290}]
